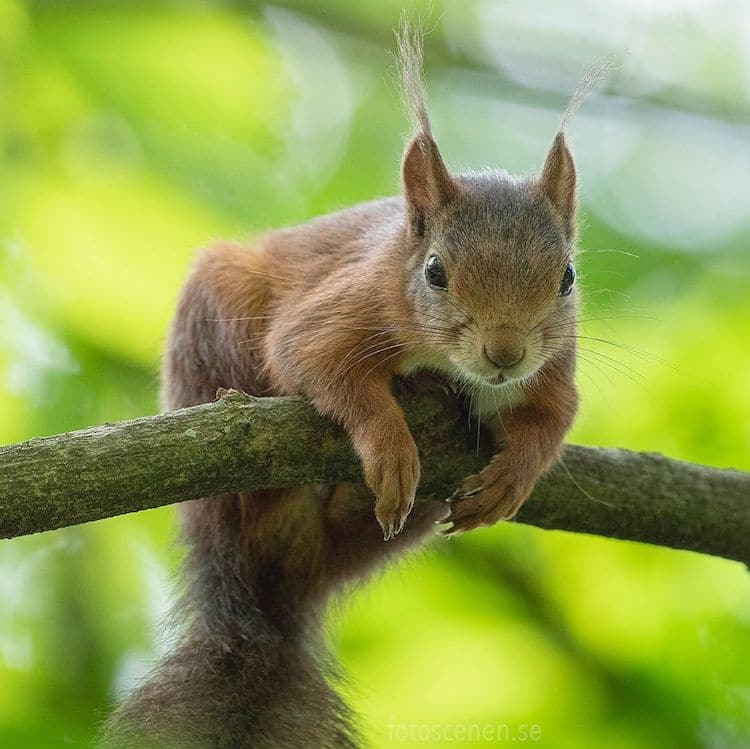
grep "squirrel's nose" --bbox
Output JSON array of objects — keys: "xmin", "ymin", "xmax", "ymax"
[{"xmin": 483, "ymin": 342, "xmax": 525, "ymax": 370}]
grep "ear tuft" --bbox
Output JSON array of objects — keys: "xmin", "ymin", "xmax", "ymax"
[
  {"xmin": 402, "ymin": 134, "xmax": 457, "ymax": 236},
  {"xmin": 538, "ymin": 132, "xmax": 577, "ymax": 239}
]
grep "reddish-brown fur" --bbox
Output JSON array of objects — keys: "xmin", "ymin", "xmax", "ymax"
[{"xmin": 104, "ymin": 25, "xmax": 579, "ymax": 749}]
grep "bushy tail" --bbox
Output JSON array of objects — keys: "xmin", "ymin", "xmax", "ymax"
[{"xmin": 102, "ymin": 490, "xmax": 362, "ymax": 749}]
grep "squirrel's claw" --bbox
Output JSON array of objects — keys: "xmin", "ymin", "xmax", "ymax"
[
  {"xmin": 443, "ymin": 480, "xmax": 527, "ymax": 535},
  {"xmin": 435, "ymin": 520, "xmax": 465, "ymax": 537},
  {"xmin": 378, "ymin": 506, "xmax": 411, "ymax": 541},
  {"xmin": 437, "ymin": 506, "xmax": 481, "ymax": 536},
  {"xmin": 451, "ymin": 485, "xmax": 484, "ymax": 500},
  {"xmin": 379, "ymin": 516, "xmax": 396, "ymax": 541}
]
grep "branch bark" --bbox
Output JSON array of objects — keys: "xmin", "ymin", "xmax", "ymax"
[{"xmin": 1, "ymin": 380, "xmax": 748, "ymax": 565}]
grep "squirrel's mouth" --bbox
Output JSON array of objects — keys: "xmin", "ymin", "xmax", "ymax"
[{"xmin": 486, "ymin": 372, "xmax": 507, "ymax": 386}]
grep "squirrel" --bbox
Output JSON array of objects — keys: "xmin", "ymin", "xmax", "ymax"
[{"xmin": 104, "ymin": 22, "xmax": 580, "ymax": 749}]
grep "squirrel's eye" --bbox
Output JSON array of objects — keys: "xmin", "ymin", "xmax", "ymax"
[
  {"xmin": 425, "ymin": 254, "xmax": 448, "ymax": 291},
  {"xmin": 559, "ymin": 262, "xmax": 575, "ymax": 297}
]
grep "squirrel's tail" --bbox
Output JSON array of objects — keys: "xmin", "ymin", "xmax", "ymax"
[
  {"xmin": 102, "ymin": 486, "xmax": 362, "ymax": 749},
  {"xmin": 103, "ymin": 481, "xmax": 443, "ymax": 749}
]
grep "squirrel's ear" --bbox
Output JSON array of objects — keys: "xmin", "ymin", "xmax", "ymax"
[
  {"xmin": 402, "ymin": 134, "xmax": 457, "ymax": 236},
  {"xmin": 538, "ymin": 132, "xmax": 577, "ymax": 239}
]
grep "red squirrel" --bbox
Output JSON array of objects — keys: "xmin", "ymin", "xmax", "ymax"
[{"xmin": 105, "ymin": 24, "xmax": 579, "ymax": 749}]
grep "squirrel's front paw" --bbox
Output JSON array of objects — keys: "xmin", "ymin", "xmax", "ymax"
[
  {"xmin": 441, "ymin": 451, "xmax": 535, "ymax": 535},
  {"xmin": 358, "ymin": 426, "xmax": 421, "ymax": 541}
]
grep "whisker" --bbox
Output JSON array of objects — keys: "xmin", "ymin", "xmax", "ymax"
[
  {"xmin": 536, "ymin": 313, "xmax": 658, "ymax": 335},
  {"xmin": 490, "ymin": 387, "xmax": 506, "ymax": 440},
  {"xmin": 579, "ymin": 248, "xmax": 641, "ymax": 260},
  {"xmin": 361, "ymin": 348, "xmax": 410, "ymax": 380},
  {"xmin": 206, "ymin": 315, "xmax": 277, "ymax": 323},
  {"xmin": 327, "ymin": 331, "xmax": 393, "ymax": 378},
  {"xmin": 417, "ymin": 307, "xmax": 473, "ymax": 335},
  {"xmin": 436, "ymin": 295, "xmax": 477, "ymax": 331},
  {"xmin": 587, "ymin": 288, "xmax": 632, "ymax": 302},
  {"xmin": 335, "ymin": 341, "xmax": 410, "ymax": 381},
  {"xmin": 575, "ymin": 348, "xmax": 648, "ymax": 387},
  {"xmin": 559, "ymin": 456, "xmax": 613, "ymax": 507},
  {"xmin": 544, "ymin": 333, "xmax": 679, "ymax": 373},
  {"xmin": 578, "ymin": 269, "xmax": 625, "ymax": 280},
  {"xmin": 575, "ymin": 353, "xmax": 616, "ymax": 387},
  {"xmin": 241, "ymin": 269, "xmax": 296, "ymax": 282},
  {"xmin": 537, "ymin": 339, "xmax": 637, "ymax": 387}
]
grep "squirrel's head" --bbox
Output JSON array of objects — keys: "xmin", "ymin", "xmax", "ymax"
[{"xmin": 401, "ymin": 131, "xmax": 578, "ymax": 388}]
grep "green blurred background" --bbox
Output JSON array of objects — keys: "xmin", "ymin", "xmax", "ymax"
[{"xmin": 1, "ymin": 1, "xmax": 749, "ymax": 747}]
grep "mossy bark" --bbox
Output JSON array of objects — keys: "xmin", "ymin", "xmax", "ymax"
[{"xmin": 1, "ymin": 381, "xmax": 748, "ymax": 565}]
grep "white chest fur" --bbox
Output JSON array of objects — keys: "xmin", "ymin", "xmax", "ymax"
[
  {"xmin": 397, "ymin": 353, "xmax": 527, "ymax": 420},
  {"xmin": 468, "ymin": 381, "xmax": 526, "ymax": 419}
]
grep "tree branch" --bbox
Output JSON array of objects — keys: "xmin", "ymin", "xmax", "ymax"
[{"xmin": 2, "ymin": 380, "xmax": 748, "ymax": 565}]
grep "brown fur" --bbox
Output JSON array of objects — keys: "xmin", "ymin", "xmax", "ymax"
[{"xmin": 104, "ymin": 23, "xmax": 580, "ymax": 749}]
